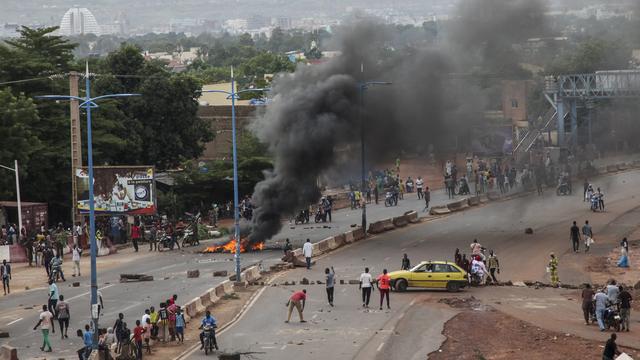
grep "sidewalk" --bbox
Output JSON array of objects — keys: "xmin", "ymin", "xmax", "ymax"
[{"xmin": 3, "ymin": 246, "xmax": 156, "ymax": 296}]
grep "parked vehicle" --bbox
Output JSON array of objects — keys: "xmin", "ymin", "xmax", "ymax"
[{"xmin": 389, "ymin": 261, "xmax": 468, "ymax": 292}]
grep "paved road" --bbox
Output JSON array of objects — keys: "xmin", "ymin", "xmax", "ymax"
[
  {"xmin": 186, "ymin": 169, "xmax": 640, "ymax": 360},
  {"xmin": 0, "ymin": 183, "xmax": 457, "ymax": 359}
]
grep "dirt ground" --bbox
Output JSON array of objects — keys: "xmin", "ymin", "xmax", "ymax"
[
  {"xmin": 430, "ymin": 298, "xmax": 640, "ymax": 360},
  {"xmin": 146, "ymin": 285, "xmax": 257, "ymax": 360}
]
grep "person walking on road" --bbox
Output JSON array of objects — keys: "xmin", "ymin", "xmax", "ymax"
[
  {"xmin": 114, "ymin": 313, "xmax": 126, "ymax": 353},
  {"xmin": 303, "ymin": 239, "xmax": 313, "ymax": 270},
  {"xmin": 416, "ymin": 177, "xmax": 424, "ymax": 199},
  {"xmin": 487, "ymin": 251, "xmax": 500, "ymax": 283},
  {"xmin": 603, "ymin": 333, "xmax": 621, "ymax": 360},
  {"xmin": 583, "ymin": 179, "xmax": 589, "ymax": 202},
  {"xmin": 55, "ymin": 294, "xmax": 70, "ymax": 339},
  {"xmin": 423, "ymin": 187, "xmax": 431, "ymax": 212},
  {"xmin": 1, "ymin": 259, "xmax": 11, "ymax": 295},
  {"xmin": 48, "ymin": 280, "xmax": 59, "ymax": 333},
  {"xmin": 80, "ymin": 324, "xmax": 94, "ymax": 360},
  {"xmin": 325, "ymin": 267, "xmax": 335, "ymax": 307},
  {"xmin": 548, "ymin": 253, "xmax": 559, "ymax": 287},
  {"xmin": 131, "ymin": 221, "xmax": 141, "ymax": 252},
  {"xmin": 582, "ymin": 221, "xmax": 593, "ymax": 252},
  {"xmin": 359, "ymin": 267, "xmax": 373, "ymax": 308},
  {"xmin": 376, "ymin": 269, "xmax": 391, "ymax": 310},
  {"xmin": 401, "ymin": 254, "xmax": 411, "ymax": 270},
  {"xmin": 285, "ymin": 289, "xmax": 307, "ymax": 323},
  {"xmin": 581, "ymin": 284, "xmax": 595, "ymax": 325},
  {"xmin": 617, "ymin": 245, "xmax": 629, "ymax": 268},
  {"xmin": 33, "ymin": 304, "xmax": 53, "ymax": 352},
  {"xmin": 594, "ymin": 288, "xmax": 608, "ymax": 331},
  {"xmin": 72, "ymin": 245, "xmax": 82, "ymax": 277},
  {"xmin": 619, "ymin": 285, "xmax": 632, "ymax": 332},
  {"xmin": 570, "ymin": 221, "xmax": 581, "ymax": 253}
]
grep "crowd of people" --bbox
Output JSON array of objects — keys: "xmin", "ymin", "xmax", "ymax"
[{"xmin": 580, "ymin": 279, "xmax": 633, "ymax": 333}]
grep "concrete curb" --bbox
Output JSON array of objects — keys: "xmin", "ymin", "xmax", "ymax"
[{"xmin": 183, "ymin": 267, "xmax": 261, "ymax": 322}]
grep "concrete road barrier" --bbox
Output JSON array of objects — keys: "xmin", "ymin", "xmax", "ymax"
[
  {"xmin": 344, "ymin": 230, "xmax": 355, "ymax": 243},
  {"xmin": 333, "ymin": 233, "xmax": 346, "ymax": 247},
  {"xmin": 468, "ymin": 196, "xmax": 480, "ymax": 206},
  {"xmin": 1, "ymin": 345, "xmax": 18, "ymax": 360},
  {"xmin": 429, "ymin": 206, "xmax": 451, "ymax": 215},
  {"xmin": 318, "ymin": 239, "xmax": 330, "ymax": 253},
  {"xmin": 352, "ymin": 227, "xmax": 365, "ymax": 240},
  {"xmin": 404, "ymin": 210, "xmax": 419, "ymax": 223},
  {"xmin": 446, "ymin": 198, "xmax": 469, "ymax": 212},
  {"xmin": 368, "ymin": 220, "xmax": 387, "ymax": 234},
  {"xmin": 326, "ymin": 236, "xmax": 339, "ymax": 250},
  {"xmin": 617, "ymin": 163, "xmax": 628, "ymax": 171},
  {"xmin": 633, "ymin": 160, "xmax": 640, "ymax": 168},
  {"xmin": 486, "ymin": 192, "xmax": 501, "ymax": 201},
  {"xmin": 606, "ymin": 165, "xmax": 618, "ymax": 172},
  {"xmin": 392, "ymin": 215, "xmax": 409, "ymax": 227}
]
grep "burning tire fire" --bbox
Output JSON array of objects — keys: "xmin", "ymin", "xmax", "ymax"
[{"xmin": 202, "ymin": 238, "xmax": 265, "ymax": 253}]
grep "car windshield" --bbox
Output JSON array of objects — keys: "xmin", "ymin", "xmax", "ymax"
[{"xmin": 411, "ymin": 263, "xmax": 433, "ymax": 272}]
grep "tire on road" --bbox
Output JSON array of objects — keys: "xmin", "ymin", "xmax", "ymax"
[
  {"xmin": 394, "ymin": 279, "xmax": 408, "ymax": 292},
  {"xmin": 446, "ymin": 281, "xmax": 461, "ymax": 292}
]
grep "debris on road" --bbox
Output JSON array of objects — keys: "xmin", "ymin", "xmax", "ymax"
[
  {"xmin": 119, "ymin": 274, "xmax": 153, "ymax": 282},
  {"xmin": 187, "ymin": 270, "xmax": 200, "ymax": 278}
]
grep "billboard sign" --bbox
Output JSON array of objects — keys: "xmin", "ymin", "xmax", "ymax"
[{"xmin": 76, "ymin": 166, "xmax": 156, "ymax": 215}]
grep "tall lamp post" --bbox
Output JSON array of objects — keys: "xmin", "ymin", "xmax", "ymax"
[
  {"xmin": 358, "ymin": 81, "xmax": 391, "ymax": 235},
  {"xmin": 201, "ymin": 66, "xmax": 269, "ymax": 283},
  {"xmin": 0, "ymin": 160, "xmax": 22, "ymax": 240},
  {"xmin": 36, "ymin": 62, "xmax": 140, "ymax": 348}
]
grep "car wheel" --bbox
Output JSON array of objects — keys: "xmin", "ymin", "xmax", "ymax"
[
  {"xmin": 395, "ymin": 279, "xmax": 407, "ymax": 292},
  {"xmin": 446, "ymin": 282, "xmax": 460, "ymax": 292}
]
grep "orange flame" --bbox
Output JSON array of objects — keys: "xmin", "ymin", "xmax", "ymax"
[{"xmin": 202, "ymin": 238, "xmax": 265, "ymax": 253}]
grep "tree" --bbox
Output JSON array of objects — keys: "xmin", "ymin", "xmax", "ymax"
[
  {"xmin": 548, "ymin": 39, "xmax": 630, "ymax": 74},
  {"xmin": 0, "ymin": 89, "xmax": 42, "ymax": 199}
]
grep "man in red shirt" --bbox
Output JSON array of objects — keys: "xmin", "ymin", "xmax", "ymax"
[
  {"xmin": 377, "ymin": 269, "xmax": 391, "ymax": 310},
  {"xmin": 167, "ymin": 299, "xmax": 178, "ymax": 341},
  {"xmin": 285, "ymin": 289, "xmax": 307, "ymax": 323},
  {"xmin": 133, "ymin": 319, "xmax": 144, "ymax": 359}
]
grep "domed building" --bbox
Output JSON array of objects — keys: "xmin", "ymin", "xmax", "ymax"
[{"xmin": 59, "ymin": 7, "xmax": 101, "ymax": 36}]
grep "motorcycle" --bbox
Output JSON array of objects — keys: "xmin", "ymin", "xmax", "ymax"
[
  {"xmin": 294, "ymin": 210, "xmax": 310, "ymax": 225},
  {"xmin": 202, "ymin": 325, "xmax": 218, "ymax": 355},
  {"xmin": 458, "ymin": 178, "xmax": 470, "ymax": 195},
  {"xmin": 49, "ymin": 266, "xmax": 62, "ymax": 282},
  {"xmin": 314, "ymin": 208, "xmax": 327, "ymax": 223},
  {"xmin": 158, "ymin": 230, "xmax": 176, "ymax": 250},
  {"xmin": 181, "ymin": 213, "xmax": 201, "ymax": 247},
  {"xmin": 603, "ymin": 306, "xmax": 622, "ymax": 331},
  {"xmin": 590, "ymin": 194, "xmax": 601, "ymax": 212},
  {"xmin": 556, "ymin": 176, "xmax": 571, "ymax": 196},
  {"xmin": 384, "ymin": 192, "xmax": 397, "ymax": 207}
]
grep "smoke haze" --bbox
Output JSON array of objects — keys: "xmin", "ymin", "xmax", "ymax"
[{"xmin": 248, "ymin": 0, "xmax": 549, "ymax": 242}]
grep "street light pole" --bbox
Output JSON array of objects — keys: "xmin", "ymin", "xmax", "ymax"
[
  {"xmin": 230, "ymin": 67, "xmax": 242, "ymax": 281},
  {"xmin": 200, "ymin": 69, "xmax": 269, "ymax": 283},
  {"xmin": 36, "ymin": 62, "xmax": 140, "ymax": 348},
  {"xmin": 0, "ymin": 161, "xmax": 22, "ymax": 239}
]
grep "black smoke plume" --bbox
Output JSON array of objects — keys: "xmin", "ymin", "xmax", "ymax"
[{"xmin": 248, "ymin": 0, "xmax": 549, "ymax": 243}]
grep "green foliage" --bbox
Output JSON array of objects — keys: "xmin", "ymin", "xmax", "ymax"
[
  {"xmin": 0, "ymin": 89, "xmax": 41, "ymax": 198},
  {"xmin": 547, "ymin": 38, "xmax": 630, "ymax": 74}
]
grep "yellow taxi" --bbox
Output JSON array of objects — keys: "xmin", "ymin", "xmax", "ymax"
[{"xmin": 389, "ymin": 261, "xmax": 468, "ymax": 292}]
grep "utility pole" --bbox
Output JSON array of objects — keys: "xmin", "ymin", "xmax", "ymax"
[{"xmin": 69, "ymin": 71, "xmax": 82, "ymax": 228}]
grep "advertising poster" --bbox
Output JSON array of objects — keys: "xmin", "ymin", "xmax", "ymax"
[{"xmin": 76, "ymin": 166, "xmax": 156, "ymax": 215}]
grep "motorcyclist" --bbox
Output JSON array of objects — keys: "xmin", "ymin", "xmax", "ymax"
[
  {"xmin": 199, "ymin": 310, "xmax": 218, "ymax": 351},
  {"xmin": 470, "ymin": 256, "xmax": 488, "ymax": 285},
  {"xmin": 49, "ymin": 254, "xmax": 66, "ymax": 282}
]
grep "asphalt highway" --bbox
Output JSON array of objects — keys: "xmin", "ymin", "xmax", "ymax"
[{"xmin": 186, "ymin": 169, "xmax": 640, "ymax": 360}]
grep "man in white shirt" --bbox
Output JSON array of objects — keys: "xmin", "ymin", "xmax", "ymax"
[
  {"xmin": 359, "ymin": 267, "xmax": 373, "ymax": 308},
  {"xmin": 72, "ymin": 245, "xmax": 82, "ymax": 277},
  {"xmin": 33, "ymin": 304, "xmax": 54, "ymax": 352},
  {"xmin": 416, "ymin": 177, "xmax": 424, "ymax": 200},
  {"xmin": 302, "ymin": 239, "xmax": 313, "ymax": 270}
]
